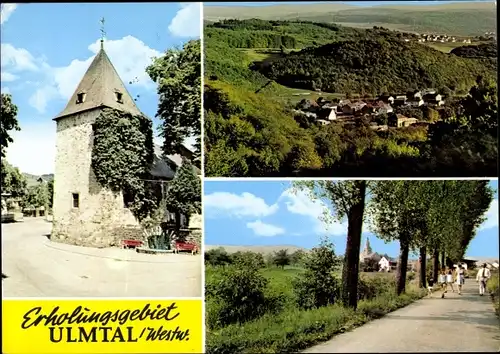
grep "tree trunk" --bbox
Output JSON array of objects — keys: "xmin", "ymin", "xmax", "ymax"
[
  {"xmin": 396, "ymin": 240, "xmax": 410, "ymax": 295},
  {"xmin": 440, "ymin": 251, "xmax": 445, "ymax": 268},
  {"xmin": 432, "ymin": 248, "xmax": 439, "ymax": 283},
  {"xmin": 341, "ymin": 181, "xmax": 366, "ymax": 310},
  {"xmin": 419, "ymin": 247, "xmax": 427, "ymax": 288}
]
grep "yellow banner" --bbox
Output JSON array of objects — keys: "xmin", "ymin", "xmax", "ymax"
[{"xmin": 2, "ymin": 299, "xmax": 203, "ymax": 353}]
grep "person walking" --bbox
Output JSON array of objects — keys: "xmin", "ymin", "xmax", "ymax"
[
  {"xmin": 439, "ymin": 268, "xmax": 448, "ymax": 298},
  {"xmin": 445, "ymin": 267, "xmax": 455, "ymax": 293},
  {"xmin": 476, "ymin": 263, "xmax": 491, "ymax": 296},
  {"xmin": 455, "ymin": 265, "xmax": 465, "ymax": 295}
]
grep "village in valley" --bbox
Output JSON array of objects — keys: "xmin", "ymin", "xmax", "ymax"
[{"xmin": 294, "ymin": 88, "xmax": 448, "ymax": 129}]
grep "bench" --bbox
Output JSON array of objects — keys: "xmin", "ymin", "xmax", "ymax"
[
  {"xmin": 122, "ymin": 239, "xmax": 144, "ymax": 249},
  {"xmin": 174, "ymin": 241, "xmax": 199, "ymax": 255}
]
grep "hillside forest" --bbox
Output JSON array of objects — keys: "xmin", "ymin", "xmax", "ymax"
[{"xmin": 203, "ymin": 19, "xmax": 498, "ymax": 177}]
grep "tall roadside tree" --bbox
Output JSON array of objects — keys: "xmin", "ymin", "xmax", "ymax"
[
  {"xmin": 146, "ymin": 40, "xmax": 201, "ymax": 165},
  {"xmin": 371, "ymin": 181, "xmax": 432, "ymax": 295},
  {"xmin": 1, "ymin": 93, "xmax": 20, "ymax": 158},
  {"xmin": 291, "ymin": 180, "xmax": 367, "ymax": 309}
]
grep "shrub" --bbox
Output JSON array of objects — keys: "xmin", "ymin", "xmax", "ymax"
[
  {"xmin": 205, "ymin": 247, "xmax": 232, "ymax": 267},
  {"xmin": 294, "ymin": 240, "xmax": 341, "ymax": 309},
  {"xmin": 205, "ymin": 265, "xmax": 269, "ymax": 327},
  {"xmin": 231, "ymin": 251, "xmax": 265, "ymax": 269},
  {"xmin": 357, "ymin": 273, "xmax": 396, "ymax": 300}
]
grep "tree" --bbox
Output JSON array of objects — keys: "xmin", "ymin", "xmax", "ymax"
[
  {"xmin": 205, "ymin": 247, "xmax": 232, "ymax": 267},
  {"xmin": 1, "ymin": 93, "xmax": 20, "ymax": 158},
  {"xmin": 290, "ymin": 249, "xmax": 306, "ymax": 265},
  {"xmin": 293, "ymin": 239, "xmax": 341, "ymax": 309},
  {"xmin": 146, "ymin": 40, "xmax": 201, "ymax": 163},
  {"xmin": 0, "ymin": 160, "xmax": 27, "ymax": 199},
  {"xmin": 272, "ymin": 249, "xmax": 290, "ymax": 269},
  {"xmin": 232, "ymin": 251, "xmax": 265, "ymax": 269},
  {"xmin": 22, "ymin": 184, "xmax": 48, "ymax": 210},
  {"xmin": 165, "ymin": 157, "xmax": 201, "ymax": 224},
  {"xmin": 370, "ymin": 181, "xmax": 429, "ymax": 295},
  {"xmin": 292, "ymin": 180, "xmax": 367, "ymax": 309},
  {"xmin": 47, "ymin": 179, "xmax": 54, "ymax": 209}
]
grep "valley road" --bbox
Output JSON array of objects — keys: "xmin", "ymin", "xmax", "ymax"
[{"xmin": 303, "ymin": 280, "xmax": 500, "ymax": 353}]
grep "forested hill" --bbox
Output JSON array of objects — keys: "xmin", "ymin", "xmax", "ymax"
[{"xmin": 259, "ymin": 37, "xmax": 496, "ymax": 94}]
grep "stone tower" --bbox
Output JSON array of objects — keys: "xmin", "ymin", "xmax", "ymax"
[
  {"xmin": 51, "ymin": 40, "xmax": 145, "ymax": 247},
  {"xmin": 360, "ymin": 237, "xmax": 373, "ymax": 260}
]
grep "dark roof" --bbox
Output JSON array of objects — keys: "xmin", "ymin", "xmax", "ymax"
[
  {"xmin": 150, "ymin": 144, "xmax": 201, "ymax": 180},
  {"xmin": 54, "ymin": 42, "xmax": 141, "ymax": 120}
]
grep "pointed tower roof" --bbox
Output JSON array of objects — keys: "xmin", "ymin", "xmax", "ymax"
[{"xmin": 54, "ymin": 41, "xmax": 142, "ymax": 120}]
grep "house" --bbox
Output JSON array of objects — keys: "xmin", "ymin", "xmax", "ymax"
[
  {"xmin": 378, "ymin": 95, "xmax": 395, "ymax": 104},
  {"xmin": 342, "ymin": 101, "xmax": 366, "ymax": 115},
  {"xmin": 317, "ymin": 107, "xmax": 337, "ymax": 121},
  {"xmin": 424, "ymin": 93, "xmax": 444, "ymax": 106},
  {"xmin": 407, "ymin": 90, "xmax": 422, "ymax": 99},
  {"xmin": 393, "ymin": 95, "xmax": 407, "ymax": 106},
  {"xmin": 338, "ymin": 99, "xmax": 351, "ymax": 107},
  {"xmin": 389, "ymin": 114, "xmax": 418, "ymax": 128},
  {"xmin": 408, "ymin": 98, "xmax": 424, "ymax": 107},
  {"xmin": 379, "ymin": 256, "xmax": 398, "ymax": 272},
  {"xmin": 372, "ymin": 101, "xmax": 393, "ymax": 115}
]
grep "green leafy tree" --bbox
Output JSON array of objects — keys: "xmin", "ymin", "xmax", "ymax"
[
  {"xmin": 293, "ymin": 239, "xmax": 341, "ymax": 309},
  {"xmin": 272, "ymin": 249, "xmax": 291, "ymax": 269},
  {"xmin": 0, "ymin": 160, "xmax": 27, "ymax": 199},
  {"xmin": 146, "ymin": 40, "xmax": 201, "ymax": 163},
  {"xmin": 165, "ymin": 157, "xmax": 201, "ymax": 223},
  {"xmin": 292, "ymin": 180, "xmax": 367, "ymax": 309},
  {"xmin": 47, "ymin": 179, "xmax": 54, "ymax": 209},
  {"xmin": 370, "ymin": 181, "xmax": 428, "ymax": 295},
  {"xmin": 205, "ymin": 247, "xmax": 232, "ymax": 267},
  {"xmin": 232, "ymin": 251, "xmax": 265, "ymax": 269},
  {"xmin": 290, "ymin": 249, "xmax": 306, "ymax": 266},
  {"xmin": 1, "ymin": 93, "xmax": 20, "ymax": 158},
  {"xmin": 22, "ymin": 184, "xmax": 48, "ymax": 210}
]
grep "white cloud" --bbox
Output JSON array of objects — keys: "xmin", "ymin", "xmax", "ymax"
[
  {"xmin": 204, "ymin": 192, "xmax": 279, "ymax": 218},
  {"xmin": 1, "ymin": 4, "xmax": 17, "ymax": 25},
  {"xmin": 6, "ymin": 121, "xmax": 56, "ymax": 175},
  {"xmin": 280, "ymin": 189, "xmax": 336, "ymax": 234},
  {"xmin": 247, "ymin": 220, "xmax": 285, "ymax": 237},
  {"xmin": 168, "ymin": 3, "xmax": 201, "ymax": 38},
  {"xmin": 1, "ymin": 43, "xmax": 39, "ymax": 72},
  {"xmin": 479, "ymin": 198, "xmax": 498, "ymax": 231},
  {"xmin": 1, "ymin": 72, "xmax": 18, "ymax": 82}
]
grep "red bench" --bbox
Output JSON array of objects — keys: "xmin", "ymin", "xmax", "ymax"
[
  {"xmin": 122, "ymin": 239, "xmax": 144, "ymax": 249},
  {"xmin": 174, "ymin": 241, "xmax": 199, "ymax": 255}
]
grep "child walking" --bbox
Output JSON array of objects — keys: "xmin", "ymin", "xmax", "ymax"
[{"xmin": 439, "ymin": 268, "xmax": 447, "ymax": 298}]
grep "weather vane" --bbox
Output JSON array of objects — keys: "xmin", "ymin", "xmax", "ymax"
[{"xmin": 100, "ymin": 17, "xmax": 106, "ymax": 47}]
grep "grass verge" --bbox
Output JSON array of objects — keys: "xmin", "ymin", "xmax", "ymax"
[
  {"xmin": 206, "ymin": 286, "xmax": 426, "ymax": 354},
  {"xmin": 487, "ymin": 272, "xmax": 499, "ymax": 317}
]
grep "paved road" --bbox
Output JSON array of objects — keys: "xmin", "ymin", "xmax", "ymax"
[
  {"xmin": 2, "ymin": 219, "xmax": 202, "ymax": 298},
  {"xmin": 304, "ymin": 281, "xmax": 500, "ymax": 353}
]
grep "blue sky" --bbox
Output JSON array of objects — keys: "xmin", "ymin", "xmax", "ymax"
[
  {"xmin": 205, "ymin": 1, "xmax": 493, "ymax": 7},
  {"xmin": 204, "ymin": 180, "xmax": 499, "ymax": 259},
  {"xmin": 1, "ymin": 3, "xmax": 200, "ymax": 175}
]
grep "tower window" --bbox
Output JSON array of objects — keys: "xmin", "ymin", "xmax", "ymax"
[
  {"xmin": 72, "ymin": 193, "xmax": 80, "ymax": 208},
  {"xmin": 76, "ymin": 93, "xmax": 86, "ymax": 104},
  {"xmin": 123, "ymin": 189, "xmax": 134, "ymax": 208},
  {"xmin": 115, "ymin": 92, "xmax": 123, "ymax": 103}
]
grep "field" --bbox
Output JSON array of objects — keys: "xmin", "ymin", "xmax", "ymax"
[
  {"xmin": 204, "ymin": 2, "xmax": 496, "ymax": 36},
  {"xmin": 205, "ymin": 261, "xmax": 425, "ymax": 353}
]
